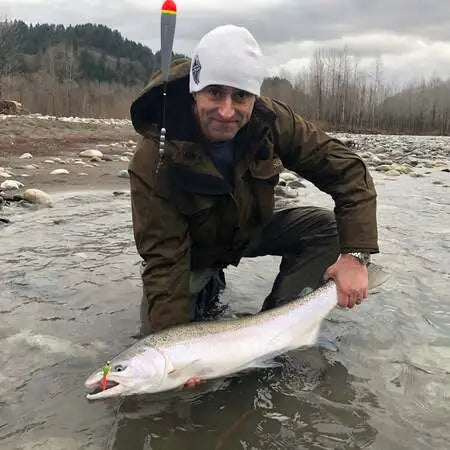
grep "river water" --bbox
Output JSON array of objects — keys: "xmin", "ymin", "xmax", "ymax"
[{"xmin": 1, "ymin": 167, "xmax": 449, "ymax": 449}]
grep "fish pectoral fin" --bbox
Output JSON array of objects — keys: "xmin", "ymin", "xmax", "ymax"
[
  {"xmin": 167, "ymin": 359, "xmax": 202, "ymax": 378},
  {"xmin": 367, "ymin": 263, "xmax": 390, "ymax": 291},
  {"xmin": 247, "ymin": 357, "xmax": 282, "ymax": 370}
]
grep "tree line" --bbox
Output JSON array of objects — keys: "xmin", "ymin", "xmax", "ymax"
[{"xmin": 1, "ymin": 20, "xmax": 449, "ymax": 135}]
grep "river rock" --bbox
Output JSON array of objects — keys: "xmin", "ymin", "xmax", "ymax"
[
  {"xmin": 90, "ymin": 156, "xmax": 102, "ymax": 163},
  {"xmin": 0, "ymin": 170, "xmax": 12, "ymax": 178},
  {"xmin": 50, "ymin": 169, "xmax": 70, "ymax": 175},
  {"xmin": 385, "ymin": 169, "xmax": 401, "ymax": 177},
  {"xmin": 117, "ymin": 170, "xmax": 129, "ymax": 179},
  {"xmin": 19, "ymin": 153, "xmax": 33, "ymax": 159},
  {"xmin": 1, "ymin": 180, "xmax": 24, "ymax": 190},
  {"xmin": 44, "ymin": 159, "xmax": 55, "ymax": 164},
  {"xmin": 119, "ymin": 156, "xmax": 130, "ymax": 162},
  {"xmin": 23, "ymin": 189, "xmax": 53, "ymax": 207},
  {"xmin": 79, "ymin": 149, "xmax": 103, "ymax": 158},
  {"xmin": 375, "ymin": 164, "xmax": 392, "ymax": 172},
  {"xmin": 279, "ymin": 172, "xmax": 298, "ymax": 183},
  {"xmin": 391, "ymin": 163, "xmax": 413, "ymax": 174},
  {"xmin": 101, "ymin": 155, "xmax": 113, "ymax": 161}
]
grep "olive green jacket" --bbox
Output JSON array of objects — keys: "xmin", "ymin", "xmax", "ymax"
[{"xmin": 129, "ymin": 59, "xmax": 378, "ymax": 331}]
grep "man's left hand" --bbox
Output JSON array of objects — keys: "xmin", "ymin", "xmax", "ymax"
[{"xmin": 324, "ymin": 254, "xmax": 368, "ymax": 308}]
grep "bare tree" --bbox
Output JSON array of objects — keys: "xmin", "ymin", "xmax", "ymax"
[{"xmin": 0, "ymin": 19, "xmax": 20, "ymax": 98}]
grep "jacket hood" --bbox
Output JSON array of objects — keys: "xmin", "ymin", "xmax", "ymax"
[{"xmin": 130, "ymin": 58, "xmax": 276, "ymax": 143}]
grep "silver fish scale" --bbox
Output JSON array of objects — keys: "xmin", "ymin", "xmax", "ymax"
[{"xmin": 138, "ymin": 281, "xmax": 336, "ymax": 348}]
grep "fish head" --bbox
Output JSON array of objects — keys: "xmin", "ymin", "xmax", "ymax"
[{"xmin": 85, "ymin": 347, "xmax": 168, "ymax": 400}]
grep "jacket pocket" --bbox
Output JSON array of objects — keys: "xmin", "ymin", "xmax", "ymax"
[
  {"xmin": 248, "ymin": 156, "xmax": 285, "ymax": 222},
  {"xmin": 171, "ymin": 193, "xmax": 218, "ymax": 245}
]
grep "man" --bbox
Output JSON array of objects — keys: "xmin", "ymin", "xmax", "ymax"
[{"xmin": 129, "ymin": 25, "xmax": 378, "ymax": 335}]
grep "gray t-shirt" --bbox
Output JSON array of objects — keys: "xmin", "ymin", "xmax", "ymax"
[{"xmin": 205, "ymin": 140, "xmax": 235, "ymax": 189}]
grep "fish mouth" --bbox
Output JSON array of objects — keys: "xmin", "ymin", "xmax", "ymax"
[{"xmin": 85, "ymin": 373, "xmax": 125, "ymax": 400}]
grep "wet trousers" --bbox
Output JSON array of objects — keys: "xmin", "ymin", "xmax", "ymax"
[{"xmin": 140, "ymin": 206, "xmax": 339, "ymax": 334}]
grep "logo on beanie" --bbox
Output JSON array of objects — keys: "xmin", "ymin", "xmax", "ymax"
[{"xmin": 192, "ymin": 55, "xmax": 201, "ymax": 85}]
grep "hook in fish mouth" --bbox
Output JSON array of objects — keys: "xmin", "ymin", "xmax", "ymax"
[{"xmin": 85, "ymin": 374, "xmax": 124, "ymax": 400}]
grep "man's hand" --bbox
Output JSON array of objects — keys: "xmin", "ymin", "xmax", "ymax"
[{"xmin": 324, "ymin": 254, "xmax": 369, "ymax": 308}]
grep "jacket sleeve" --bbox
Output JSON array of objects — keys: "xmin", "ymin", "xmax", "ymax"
[
  {"xmin": 129, "ymin": 138, "xmax": 192, "ymax": 332},
  {"xmin": 272, "ymin": 100, "xmax": 379, "ymax": 254}
]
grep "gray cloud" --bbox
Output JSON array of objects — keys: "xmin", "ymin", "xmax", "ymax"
[{"xmin": 1, "ymin": 0, "xmax": 449, "ymax": 82}]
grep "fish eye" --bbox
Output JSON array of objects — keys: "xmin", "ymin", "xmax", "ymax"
[{"xmin": 114, "ymin": 364, "xmax": 126, "ymax": 372}]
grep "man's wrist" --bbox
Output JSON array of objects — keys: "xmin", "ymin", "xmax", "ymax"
[{"xmin": 342, "ymin": 252, "xmax": 371, "ymax": 266}]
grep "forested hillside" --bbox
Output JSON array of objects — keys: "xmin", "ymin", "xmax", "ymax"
[{"xmin": 1, "ymin": 20, "xmax": 448, "ymax": 134}]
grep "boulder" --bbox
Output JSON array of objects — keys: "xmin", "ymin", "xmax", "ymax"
[{"xmin": 0, "ymin": 99, "xmax": 25, "ymax": 115}]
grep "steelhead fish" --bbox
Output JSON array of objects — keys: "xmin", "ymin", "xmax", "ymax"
[{"xmin": 85, "ymin": 263, "xmax": 388, "ymax": 400}]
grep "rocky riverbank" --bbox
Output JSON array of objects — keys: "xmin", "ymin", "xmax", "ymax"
[{"xmin": 1, "ymin": 114, "xmax": 449, "ymax": 215}]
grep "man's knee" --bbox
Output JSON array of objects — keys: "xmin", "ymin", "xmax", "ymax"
[{"xmin": 308, "ymin": 207, "xmax": 337, "ymax": 233}]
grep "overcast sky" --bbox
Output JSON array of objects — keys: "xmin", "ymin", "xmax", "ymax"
[{"xmin": 2, "ymin": 0, "xmax": 450, "ymax": 85}]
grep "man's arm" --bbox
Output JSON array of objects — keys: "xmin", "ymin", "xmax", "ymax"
[
  {"xmin": 272, "ymin": 99, "xmax": 379, "ymax": 254},
  {"xmin": 271, "ymin": 99, "xmax": 378, "ymax": 308},
  {"xmin": 129, "ymin": 139, "xmax": 192, "ymax": 331}
]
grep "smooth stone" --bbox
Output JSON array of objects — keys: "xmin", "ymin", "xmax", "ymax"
[
  {"xmin": 119, "ymin": 156, "xmax": 130, "ymax": 162},
  {"xmin": 409, "ymin": 173, "xmax": 425, "ymax": 178},
  {"xmin": 90, "ymin": 156, "xmax": 102, "ymax": 163},
  {"xmin": 280, "ymin": 172, "xmax": 298, "ymax": 183},
  {"xmin": 0, "ymin": 193, "xmax": 24, "ymax": 202},
  {"xmin": 385, "ymin": 170, "xmax": 401, "ymax": 177},
  {"xmin": 0, "ymin": 170, "xmax": 12, "ymax": 178},
  {"xmin": 442, "ymin": 168, "xmax": 450, "ymax": 173},
  {"xmin": 391, "ymin": 163, "xmax": 413, "ymax": 174},
  {"xmin": 44, "ymin": 159, "xmax": 55, "ymax": 164},
  {"xmin": 19, "ymin": 153, "xmax": 33, "ymax": 159},
  {"xmin": 79, "ymin": 149, "xmax": 103, "ymax": 158},
  {"xmin": 50, "ymin": 169, "xmax": 70, "ymax": 175},
  {"xmin": 375, "ymin": 164, "xmax": 392, "ymax": 172},
  {"xmin": 117, "ymin": 170, "xmax": 129, "ymax": 179},
  {"xmin": 23, "ymin": 189, "xmax": 53, "ymax": 207},
  {"xmin": 23, "ymin": 165, "xmax": 38, "ymax": 170},
  {"xmin": 433, "ymin": 181, "xmax": 444, "ymax": 185},
  {"xmin": 123, "ymin": 151, "xmax": 134, "ymax": 157},
  {"xmin": 0, "ymin": 217, "xmax": 11, "ymax": 225},
  {"xmin": 78, "ymin": 173, "xmax": 89, "ymax": 176},
  {"xmin": 101, "ymin": 155, "xmax": 113, "ymax": 161},
  {"xmin": 1, "ymin": 179, "xmax": 24, "ymax": 190},
  {"xmin": 74, "ymin": 161, "xmax": 86, "ymax": 165}
]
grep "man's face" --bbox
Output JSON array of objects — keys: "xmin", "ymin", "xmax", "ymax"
[{"xmin": 193, "ymin": 85, "xmax": 256, "ymax": 142}]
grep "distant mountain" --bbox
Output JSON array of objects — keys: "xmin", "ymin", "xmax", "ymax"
[{"xmin": 1, "ymin": 20, "xmax": 185, "ymax": 85}]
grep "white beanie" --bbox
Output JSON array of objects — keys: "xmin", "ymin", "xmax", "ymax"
[{"xmin": 189, "ymin": 25, "xmax": 265, "ymax": 96}]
